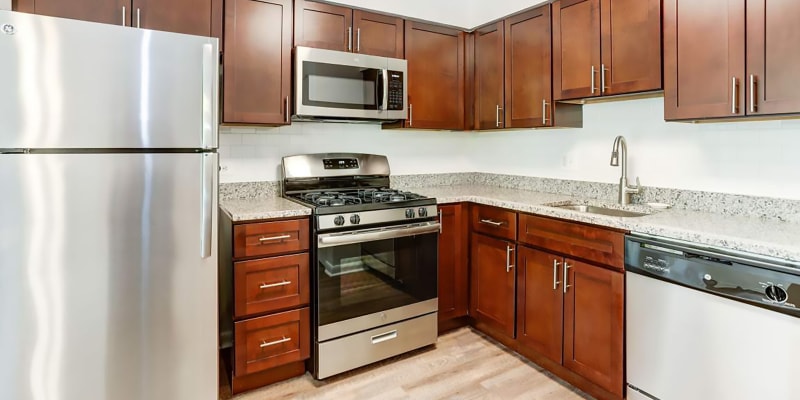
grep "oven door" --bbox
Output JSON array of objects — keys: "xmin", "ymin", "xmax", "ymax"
[
  {"xmin": 295, "ymin": 46, "xmax": 399, "ymax": 120},
  {"xmin": 315, "ymin": 221, "xmax": 439, "ymax": 341}
]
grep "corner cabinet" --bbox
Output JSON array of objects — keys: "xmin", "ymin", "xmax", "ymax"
[
  {"xmin": 437, "ymin": 204, "xmax": 469, "ymax": 327},
  {"xmin": 219, "ymin": 213, "xmax": 311, "ymax": 395},
  {"xmin": 222, "ymin": 0, "xmax": 292, "ymax": 125},
  {"xmin": 552, "ymin": 0, "xmax": 661, "ymax": 100},
  {"xmin": 14, "ymin": 0, "xmax": 222, "ymax": 37},
  {"xmin": 664, "ymin": 0, "xmax": 800, "ymax": 120},
  {"xmin": 405, "ymin": 21, "xmax": 465, "ymax": 130}
]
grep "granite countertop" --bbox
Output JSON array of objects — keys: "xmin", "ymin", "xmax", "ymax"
[
  {"xmin": 219, "ymin": 183, "xmax": 800, "ymax": 263},
  {"xmin": 413, "ymin": 185, "xmax": 800, "ymax": 263},
  {"xmin": 220, "ymin": 197, "xmax": 311, "ymax": 221}
]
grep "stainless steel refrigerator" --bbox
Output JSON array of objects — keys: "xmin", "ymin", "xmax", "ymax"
[{"xmin": 0, "ymin": 11, "xmax": 219, "ymax": 400}]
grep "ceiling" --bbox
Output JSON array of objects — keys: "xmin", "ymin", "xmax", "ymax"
[{"xmin": 324, "ymin": 0, "xmax": 550, "ymax": 30}]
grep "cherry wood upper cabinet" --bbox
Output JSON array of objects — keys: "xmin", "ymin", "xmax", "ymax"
[
  {"xmin": 437, "ymin": 204, "xmax": 468, "ymax": 324},
  {"xmin": 405, "ymin": 21, "xmax": 465, "ymax": 130},
  {"xmin": 474, "ymin": 21, "xmax": 505, "ymax": 130},
  {"xmin": 470, "ymin": 233, "xmax": 516, "ymax": 339},
  {"xmin": 294, "ymin": 0, "xmax": 403, "ymax": 57},
  {"xmin": 553, "ymin": 0, "xmax": 661, "ymax": 100},
  {"xmin": 223, "ymin": 0, "xmax": 292, "ymax": 125},
  {"xmin": 294, "ymin": 0, "xmax": 351, "ymax": 52},
  {"xmin": 563, "ymin": 259, "xmax": 624, "ymax": 397},
  {"xmin": 15, "ymin": 0, "xmax": 222, "ymax": 37},
  {"xmin": 505, "ymin": 6, "xmax": 550, "ymax": 128},
  {"xmin": 516, "ymin": 246, "xmax": 563, "ymax": 364},
  {"xmin": 353, "ymin": 10, "xmax": 404, "ymax": 58}
]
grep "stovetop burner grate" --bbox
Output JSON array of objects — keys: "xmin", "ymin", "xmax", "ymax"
[{"xmin": 292, "ymin": 188, "xmax": 428, "ymax": 208}]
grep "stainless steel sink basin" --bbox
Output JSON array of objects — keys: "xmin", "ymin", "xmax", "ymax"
[{"xmin": 553, "ymin": 204, "xmax": 649, "ymax": 218}]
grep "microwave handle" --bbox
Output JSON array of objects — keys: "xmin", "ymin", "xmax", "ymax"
[
  {"xmin": 376, "ymin": 69, "xmax": 384, "ymax": 111},
  {"xmin": 382, "ymin": 69, "xmax": 389, "ymax": 112}
]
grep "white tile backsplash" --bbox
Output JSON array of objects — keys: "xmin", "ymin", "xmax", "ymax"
[{"xmin": 220, "ymin": 97, "xmax": 800, "ymax": 200}]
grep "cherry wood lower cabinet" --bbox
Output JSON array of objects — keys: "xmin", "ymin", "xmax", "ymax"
[
  {"xmin": 469, "ymin": 232, "xmax": 516, "ymax": 339},
  {"xmin": 516, "ymin": 246, "xmax": 563, "ymax": 364},
  {"xmin": 437, "ymin": 204, "xmax": 469, "ymax": 327},
  {"xmin": 219, "ymin": 212, "xmax": 311, "ymax": 394}
]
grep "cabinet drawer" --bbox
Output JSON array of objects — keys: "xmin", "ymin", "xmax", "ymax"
[
  {"xmin": 234, "ymin": 254, "xmax": 310, "ymax": 318},
  {"xmin": 518, "ymin": 214, "xmax": 624, "ymax": 270},
  {"xmin": 234, "ymin": 219, "xmax": 309, "ymax": 259},
  {"xmin": 234, "ymin": 308, "xmax": 310, "ymax": 376},
  {"xmin": 471, "ymin": 205, "xmax": 517, "ymax": 241}
]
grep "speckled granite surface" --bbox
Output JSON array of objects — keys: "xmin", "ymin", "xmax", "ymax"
[
  {"xmin": 412, "ymin": 184, "xmax": 800, "ymax": 263},
  {"xmin": 220, "ymin": 181, "xmax": 281, "ymax": 201},
  {"xmin": 220, "ymin": 197, "xmax": 310, "ymax": 222}
]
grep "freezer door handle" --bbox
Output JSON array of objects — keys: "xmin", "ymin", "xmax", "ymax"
[
  {"xmin": 200, "ymin": 154, "xmax": 214, "ymax": 258},
  {"xmin": 201, "ymin": 43, "xmax": 216, "ymax": 148}
]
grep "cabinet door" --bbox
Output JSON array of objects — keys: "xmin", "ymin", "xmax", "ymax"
[
  {"xmin": 223, "ymin": 0, "xmax": 292, "ymax": 125},
  {"xmin": 437, "ymin": 204, "xmax": 468, "ymax": 322},
  {"xmin": 600, "ymin": 0, "xmax": 661, "ymax": 95},
  {"xmin": 474, "ymin": 21, "xmax": 505, "ymax": 130},
  {"xmin": 405, "ymin": 21, "xmax": 465, "ymax": 130},
  {"xmin": 15, "ymin": 0, "xmax": 129, "ymax": 26},
  {"xmin": 469, "ymin": 233, "xmax": 515, "ymax": 338},
  {"xmin": 132, "ymin": 0, "xmax": 214, "ymax": 36},
  {"xmin": 505, "ymin": 6, "xmax": 551, "ymax": 128},
  {"xmin": 516, "ymin": 246, "xmax": 563, "ymax": 364},
  {"xmin": 563, "ymin": 260, "xmax": 624, "ymax": 397},
  {"xmin": 746, "ymin": 0, "xmax": 800, "ymax": 115},
  {"xmin": 664, "ymin": 0, "xmax": 745, "ymax": 120},
  {"xmin": 353, "ymin": 10, "xmax": 403, "ymax": 58},
  {"xmin": 553, "ymin": 0, "xmax": 601, "ymax": 100},
  {"xmin": 294, "ymin": 0, "xmax": 352, "ymax": 52}
]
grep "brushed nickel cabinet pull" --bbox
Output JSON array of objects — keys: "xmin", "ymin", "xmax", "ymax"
[
  {"xmin": 496, "ymin": 105, "xmax": 503, "ymax": 127},
  {"xmin": 285, "ymin": 96, "xmax": 290, "ymax": 123},
  {"xmin": 732, "ymin": 77, "xmax": 739, "ymax": 114},
  {"xmin": 259, "ymin": 280, "xmax": 292, "ymax": 289},
  {"xmin": 750, "ymin": 74, "xmax": 757, "ymax": 113},
  {"xmin": 357, "ymin": 28, "xmax": 361, "ymax": 52},
  {"xmin": 479, "ymin": 219, "xmax": 503, "ymax": 226},
  {"xmin": 438, "ymin": 210, "xmax": 442, "ymax": 233},
  {"xmin": 136, "ymin": 8, "xmax": 141, "ymax": 28},
  {"xmin": 260, "ymin": 336, "xmax": 290, "ymax": 348},
  {"xmin": 563, "ymin": 262, "xmax": 571, "ymax": 294},
  {"xmin": 259, "ymin": 234, "xmax": 291, "ymax": 243},
  {"xmin": 591, "ymin": 65, "xmax": 597, "ymax": 94},
  {"xmin": 542, "ymin": 99, "xmax": 551, "ymax": 125},
  {"xmin": 601, "ymin": 64, "xmax": 608, "ymax": 93},
  {"xmin": 408, "ymin": 104, "xmax": 413, "ymax": 127},
  {"xmin": 122, "ymin": 6, "xmax": 126, "ymax": 26},
  {"xmin": 506, "ymin": 245, "xmax": 514, "ymax": 273},
  {"xmin": 347, "ymin": 27, "xmax": 353, "ymax": 52},
  {"xmin": 552, "ymin": 259, "xmax": 561, "ymax": 290}
]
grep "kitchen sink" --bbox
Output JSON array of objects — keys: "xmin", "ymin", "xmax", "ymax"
[{"xmin": 552, "ymin": 204, "xmax": 649, "ymax": 218}]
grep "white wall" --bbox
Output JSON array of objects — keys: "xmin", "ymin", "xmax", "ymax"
[
  {"xmin": 324, "ymin": 0, "xmax": 549, "ymax": 29},
  {"xmin": 220, "ymin": 97, "xmax": 800, "ymax": 200}
]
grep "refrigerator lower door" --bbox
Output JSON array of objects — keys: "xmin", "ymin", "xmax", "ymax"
[{"xmin": 0, "ymin": 152, "xmax": 218, "ymax": 400}]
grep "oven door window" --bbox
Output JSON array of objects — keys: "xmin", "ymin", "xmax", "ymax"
[
  {"xmin": 302, "ymin": 61, "xmax": 382, "ymax": 110},
  {"xmin": 317, "ymin": 231, "xmax": 437, "ymax": 326}
]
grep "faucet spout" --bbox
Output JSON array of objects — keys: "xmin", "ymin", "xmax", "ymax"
[{"xmin": 609, "ymin": 135, "xmax": 639, "ymax": 205}]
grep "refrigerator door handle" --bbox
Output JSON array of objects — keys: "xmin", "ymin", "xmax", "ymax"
[
  {"xmin": 200, "ymin": 153, "xmax": 214, "ymax": 258},
  {"xmin": 201, "ymin": 43, "xmax": 216, "ymax": 149}
]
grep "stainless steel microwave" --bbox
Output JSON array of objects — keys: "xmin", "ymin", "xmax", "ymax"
[{"xmin": 294, "ymin": 46, "xmax": 407, "ymax": 121}]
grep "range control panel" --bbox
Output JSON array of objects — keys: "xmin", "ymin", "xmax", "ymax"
[
  {"xmin": 387, "ymin": 71, "xmax": 404, "ymax": 111},
  {"xmin": 323, "ymin": 158, "xmax": 359, "ymax": 170}
]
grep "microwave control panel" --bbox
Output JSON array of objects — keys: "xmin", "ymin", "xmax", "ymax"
[{"xmin": 387, "ymin": 71, "xmax": 404, "ymax": 111}]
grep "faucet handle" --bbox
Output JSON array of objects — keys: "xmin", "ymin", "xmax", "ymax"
[
  {"xmin": 634, "ymin": 177, "xmax": 640, "ymax": 189},
  {"xmin": 626, "ymin": 177, "xmax": 641, "ymax": 194}
]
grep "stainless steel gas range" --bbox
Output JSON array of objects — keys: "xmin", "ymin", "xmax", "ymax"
[{"xmin": 282, "ymin": 153, "xmax": 439, "ymax": 379}]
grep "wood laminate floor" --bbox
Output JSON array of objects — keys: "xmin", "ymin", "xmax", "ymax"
[{"xmin": 228, "ymin": 327, "xmax": 591, "ymax": 400}]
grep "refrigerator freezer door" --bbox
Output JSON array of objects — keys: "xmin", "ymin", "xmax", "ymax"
[
  {"xmin": 0, "ymin": 153, "xmax": 218, "ymax": 400},
  {"xmin": 0, "ymin": 10, "xmax": 218, "ymax": 149}
]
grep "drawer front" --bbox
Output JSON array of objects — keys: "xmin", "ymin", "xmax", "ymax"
[
  {"xmin": 234, "ymin": 253, "xmax": 310, "ymax": 318},
  {"xmin": 234, "ymin": 218, "xmax": 309, "ymax": 259},
  {"xmin": 471, "ymin": 205, "xmax": 518, "ymax": 241},
  {"xmin": 518, "ymin": 214, "xmax": 624, "ymax": 270},
  {"xmin": 234, "ymin": 308, "xmax": 310, "ymax": 376}
]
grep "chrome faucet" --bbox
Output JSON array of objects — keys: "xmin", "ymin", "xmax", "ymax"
[{"xmin": 610, "ymin": 135, "xmax": 640, "ymax": 205}]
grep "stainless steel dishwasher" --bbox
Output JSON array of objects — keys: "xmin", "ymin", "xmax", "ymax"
[{"xmin": 625, "ymin": 233, "xmax": 800, "ymax": 400}]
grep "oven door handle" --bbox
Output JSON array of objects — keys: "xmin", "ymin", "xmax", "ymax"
[{"xmin": 317, "ymin": 222, "xmax": 440, "ymax": 248}]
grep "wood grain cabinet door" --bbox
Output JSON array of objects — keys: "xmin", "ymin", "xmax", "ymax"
[
  {"xmin": 223, "ymin": 0, "xmax": 292, "ymax": 125},
  {"xmin": 132, "ymin": 0, "xmax": 214, "ymax": 36},
  {"xmin": 405, "ymin": 21, "xmax": 465, "ymax": 130},
  {"xmin": 563, "ymin": 260, "xmax": 624, "ymax": 397},
  {"xmin": 294, "ymin": 0, "xmax": 352, "ymax": 52},
  {"xmin": 664, "ymin": 0, "xmax": 746, "ymax": 120},
  {"xmin": 15, "ymin": 0, "xmax": 130, "ymax": 26},
  {"xmin": 352, "ymin": 10, "xmax": 403, "ymax": 58},
  {"xmin": 437, "ymin": 204, "xmax": 469, "ymax": 322},
  {"xmin": 504, "ymin": 6, "xmax": 552, "ymax": 128},
  {"xmin": 746, "ymin": 0, "xmax": 800, "ymax": 115},
  {"xmin": 516, "ymin": 246, "xmax": 563, "ymax": 364},
  {"xmin": 553, "ymin": 0, "xmax": 601, "ymax": 100},
  {"xmin": 474, "ymin": 21, "xmax": 505, "ymax": 130},
  {"xmin": 600, "ymin": 0, "xmax": 661, "ymax": 95},
  {"xmin": 469, "ymin": 233, "xmax": 516, "ymax": 339}
]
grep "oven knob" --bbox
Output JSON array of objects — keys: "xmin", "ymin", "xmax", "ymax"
[
  {"xmin": 418, "ymin": 207, "xmax": 428, "ymax": 217},
  {"xmin": 350, "ymin": 214, "xmax": 361, "ymax": 224},
  {"xmin": 405, "ymin": 208, "xmax": 415, "ymax": 218},
  {"xmin": 334, "ymin": 215, "xmax": 345, "ymax": 226},
  {"xmin": 765, "ymin": 285, "xmax": 788, "ymax": 303}
]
